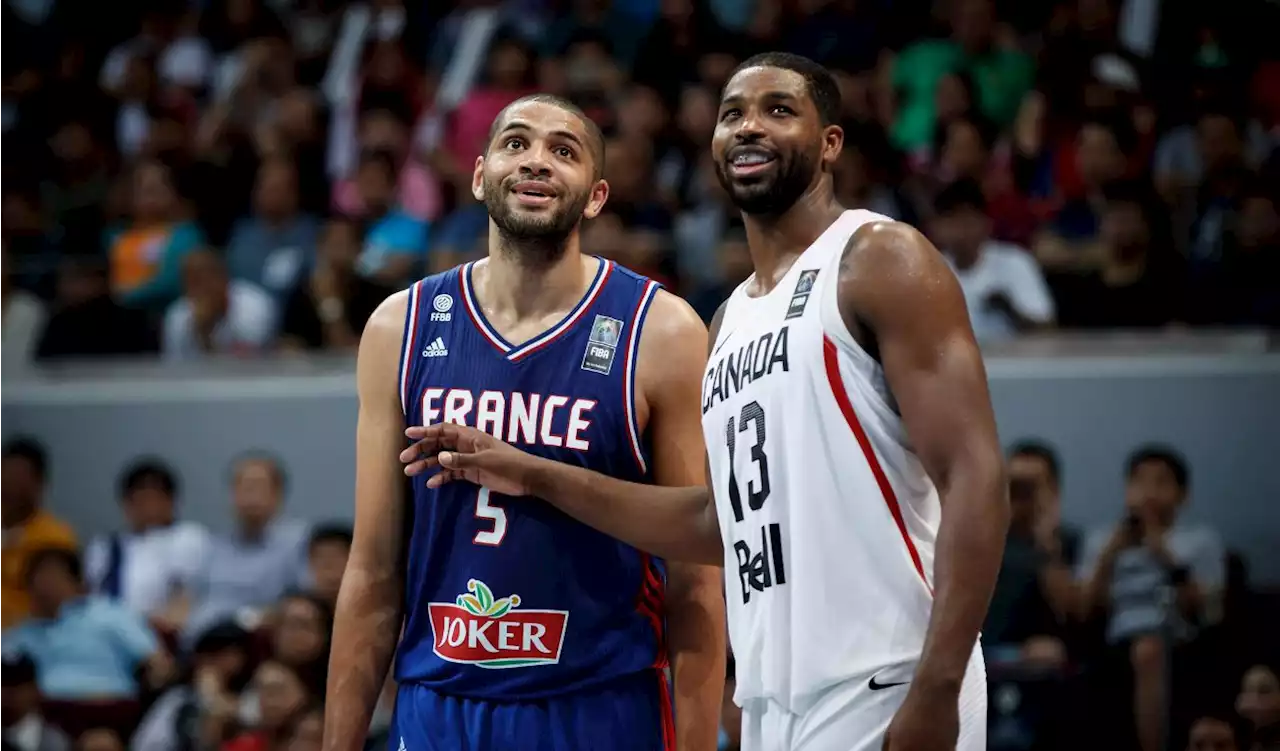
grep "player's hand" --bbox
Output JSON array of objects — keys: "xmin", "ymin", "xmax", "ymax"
[
  {"xmin": 401, "ymin": 423, "xmax": 535, "ymax": 496},
  {"xmin": 882, "ymin": 683, "xmax": 959, "ymax": 751}
]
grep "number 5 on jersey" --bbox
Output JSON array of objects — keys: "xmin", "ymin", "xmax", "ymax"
[
  {"xmin": 725, "ymin": 400, "xmax": 786, "ymax": 603},
  {"xmin": 473, "ymin": 488, "xmax": 507, "ymax": 546}
]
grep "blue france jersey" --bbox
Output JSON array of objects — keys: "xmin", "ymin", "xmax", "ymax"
[{"xmin": 395, "ymin": 258, "xmax": 667, "ymax": 700}]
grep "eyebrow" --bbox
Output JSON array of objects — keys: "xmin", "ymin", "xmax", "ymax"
[
  {"xmin": 499, "ymin": 121, "xmax": 587, "ymax": 150},
  {"xmin": 719, "ymin": 91, "xmax": 800, "ymax": 107}
]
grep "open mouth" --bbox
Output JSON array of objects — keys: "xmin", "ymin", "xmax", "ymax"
[
  {"xmin": 727, "ymin": 146, "xmax": 776, "ymax": 177},
  {"xmin": 511, "ymin": 180, "xmax": 557, "ymax": 206}
]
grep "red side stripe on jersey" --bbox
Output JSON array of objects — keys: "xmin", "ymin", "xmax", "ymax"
[
  {"xmin": 655, "ymin": 669, "xmax": 677, "ymax": 751},
  {"xmin": 822, "ymin": 336, "xmax": 931, "ymax": 590},
  {"xmin": 399, "ymin": 281, "xmax": 423, "ymax": 414},
  {"xmin": 634, "ymin": 553, "xmax": 667, "ymax": 664}
]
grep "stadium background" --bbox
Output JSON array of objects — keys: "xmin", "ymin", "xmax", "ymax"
[{"xmin": 2, "ymin": 0, "xmax": 1279, "ymax": 750}]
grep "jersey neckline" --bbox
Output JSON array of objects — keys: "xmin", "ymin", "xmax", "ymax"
[
  {"xmin": 736, "ymin": 209, "xmax": 855, "ymax": 303},
  {"xmin": 459, "ymin": 256, "xmax": 613, "ymax": 362}
]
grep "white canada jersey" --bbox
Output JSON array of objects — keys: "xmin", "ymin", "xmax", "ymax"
[{"xmin": 702, "ymin": 210, "xmax": 943, "ymax": 715}]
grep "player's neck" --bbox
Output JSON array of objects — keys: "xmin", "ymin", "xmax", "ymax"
[
  {"xmin": 481, "ymin": 236, "xmax": 594, "ymax": 320},
  {"xmin": 743, "ymin": 186, "xmax": 844, "ymax": 294}
]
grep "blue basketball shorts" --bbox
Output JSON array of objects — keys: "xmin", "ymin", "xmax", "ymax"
[{"xmin": 388, "ymin": 669, "xmax": 674, "ymax": 751}]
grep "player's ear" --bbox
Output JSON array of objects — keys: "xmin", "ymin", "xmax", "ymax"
[
  {"xmin": 471, "ymin": 156, "xmax": 485, "ymax": 202},
  {"xmin": 821, "ymin": 124, "xmax": 844, "ymax": 168},
  {"xmin": 581, "ymin": 179, "xmax": 610, "ymax": 220}
]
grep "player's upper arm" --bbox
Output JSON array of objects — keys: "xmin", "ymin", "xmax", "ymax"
[
  {"xmin": 350, "ymin": 290, "xmax": 412, "ymax": 574},
  {"xmin": 839, "ymin": 222, "xmax": 1003, "ymax": 492},
  {"xmin": 635, "ymin": 289, "xmax": 709, "ymax": 489}
]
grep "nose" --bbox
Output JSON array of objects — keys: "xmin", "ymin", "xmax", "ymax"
[
  {"xmin": 517, "ymin": 142, "xmax": 554, "ymax": 176},
  {"xmin": 733, "ymin": 109, "xmax": 767, "ymax": 143}
]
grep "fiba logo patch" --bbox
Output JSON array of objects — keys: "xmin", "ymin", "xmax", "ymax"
[
  {"xmin": 785, "ymin": 270, "xmax": 819, "ymax": 320},
  {"xmin": 431, "ymin": 294, "xmax": 453, "ymax": 322},
  {"xmin": 582, "ymin": 315, "xmax": 623, "ymax": 375}
]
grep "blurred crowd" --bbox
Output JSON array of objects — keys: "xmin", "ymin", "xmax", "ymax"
[
  {"xmin": 3, "ymin": 0, "xmax": 1280, "ymax": 377},
  {"xmin": 4, "ymin": 434, "xmax": 1279, "ymax": 751},
  {"xmin": 3, "ymin": 0, "xmax": 1280, "ymax": 750}
]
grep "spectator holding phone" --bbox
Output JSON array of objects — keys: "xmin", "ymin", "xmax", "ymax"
[
  {"xmin": 985, "ymin": 441, "xmax": 1081, "ymax": 668},
  {"xmin": 1076, "ymin": 445, "xmax": 1227, "ymax": 751}
]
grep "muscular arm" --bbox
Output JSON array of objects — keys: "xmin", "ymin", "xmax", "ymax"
[
  {"xmin": 639, "ymin": 291, "xmax": 726, "ymax": 751},
  {"xmin": 519, "ymin": 296, "xmax": 724, "ymax": 565},
  {"xmin": 840, "ymin": 223, "xmax": 1009, "ymax": 693},
  {"xmin": 323, "ymin": 292, "xmax": 410, "ymax": 751}
]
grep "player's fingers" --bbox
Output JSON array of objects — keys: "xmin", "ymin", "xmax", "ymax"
[
  {"xmin": 402, "ymin": 455, "xmax": 440, "ymax": 477},
  {"xmin": 438, "ymin": 451, "xmax": 474, "ymax": 470},
  {"xmin": 399, "ymin": 439, "xmax": 440, "ymax": 464}
]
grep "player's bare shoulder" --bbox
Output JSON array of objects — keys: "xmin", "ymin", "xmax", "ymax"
[
  {"xmin": 836, "ymin": 219, "xmax": 966, "ymax": 328},
  {"xmin": 634, "ymin": 289, "xmax": 709, "ymax": 410},
  {"xmin": 357, "ymin": 288, "xmax": 414, "ymax": 383}
]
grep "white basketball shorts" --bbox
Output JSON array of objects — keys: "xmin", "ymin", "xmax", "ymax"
[{"xmin": 739, "ymin": 647, "xmax": 987, "ymax": 751}]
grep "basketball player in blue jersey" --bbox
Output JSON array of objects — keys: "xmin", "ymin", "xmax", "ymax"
[{"xmin": 322, "ymin": 94, "xmax": 725, "ymax": 751}]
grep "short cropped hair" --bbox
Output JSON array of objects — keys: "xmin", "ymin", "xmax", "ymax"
[
  {"xmin": 486, "ymin": 93, "xmax": 607, "ymax": 180},
  {"xmin": 726, "ymin": 52, "xmax": 842, "ymax": 126}
]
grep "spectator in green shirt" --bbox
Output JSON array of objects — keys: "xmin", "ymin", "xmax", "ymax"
[{"xmin": 891, "ymin": 0, "xmax": 1034, "ymax": 151}]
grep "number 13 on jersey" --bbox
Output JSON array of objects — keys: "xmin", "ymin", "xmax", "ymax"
[{"xmin": 725, "ymin": 400, "xmax": 786, "ymax": 604}]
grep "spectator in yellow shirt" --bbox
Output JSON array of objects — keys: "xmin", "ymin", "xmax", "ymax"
[{"xmin": 2, "ymin": 438, "xmax": 77, "ymax": 627}]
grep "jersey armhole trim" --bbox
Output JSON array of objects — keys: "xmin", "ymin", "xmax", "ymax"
[
  {"xmin": 623, "ymin": 280, "xmax": 661, "ymax": 475},
  {"xmin": 398, "ymin": 280, "xmax": 424, "ymax": 416}
]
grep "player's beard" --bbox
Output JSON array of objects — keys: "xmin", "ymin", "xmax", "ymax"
[
  {"xmin": 715, "ymin": 144, "xmax": 821, "ymax": 217},
  {"xmin": 483, "ymin": 174, "xmax": 591, "ymax": 265}
]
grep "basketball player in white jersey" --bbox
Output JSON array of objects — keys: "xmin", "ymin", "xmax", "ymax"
[{"xmin": 400, "ymin": 53, "xmax": 1008, "ymax": 751}]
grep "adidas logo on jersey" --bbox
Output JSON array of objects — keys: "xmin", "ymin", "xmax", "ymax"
[{"xmin": 422, "ymin": 337, "xmax": 449, "ymax": 358}]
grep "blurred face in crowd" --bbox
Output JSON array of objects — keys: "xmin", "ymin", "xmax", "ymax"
[
  {"xmin": 604, "ymin": 138, "xmax": 651, "ymax": 203},
  {"xmin": 231, "ymin": 457, "xmax": 282, "ymax": 531},
  {"xmin": 678, "ymin": 85, "xmax": 717, "ymax": 145},
  {"xmin": 122, "ymin": 477, "xmax": 175, "ymax": 532},
  {"xmin": 308, "ymin": 538, "xmax": 350, "ymax": 603},
  {"xmin": 1197, "ymin": 114, "xmax": 1243, "ymax": 174},
  {"xmin": 487, "ymin": 39, "xmax": 531, "ymax": 90},
  {"xmin": 940, "ymin": 120, "xmax": 989, "ymax": 179},
  {"xmin": 1124, "ymin": 458, "xmax": 1183, "ymax": 524},
  {"xmin": 359, "ymin": 110, "xmax": 408, "ymax": 160},
  {"xmin": 319, "ymin": 219, "xmax": 362, "ymax": 273},
  {"xmin": 253, "ymin": 661, "xmax": 309, "ymax": 732},
  {"xmin": 356, "ymin": 154, "xmax": 398, "ymax": 216},
  {"xmin": 284, "ymin": 707, "xmax": 324, "ymax": 751},
  {"xmin": 28, "ymin": 557, "xmax": 80, "ymax": 616},
  {"xmin": 1076, "ymin": 124, "xmax": 1125, "ymax": 190},
  {"xmin": 254, "ymin": 160, "xmax": 299, "ymax": 220},
  {"xmin": 1007, "ymin": 451, "xmax": 1059, "ymax": 532},
  {"xmin": 181, "ymin": 250, "xmax": 230, "ymax": 310},
  {"xmin": 1186, "ymin": 717, "xmax": 1237, "ymax": 751},
  {"xmin": 1100, "ymin": 200, "xmax": 1150, "ymax": 257},
  {"xmin": 476, "ymin": 100, "xmax": 608, "ymax": 253},
  {"xmin": 278, "ymin": 89, "xmax": 319, "ymax": 141},
  {"xmin": 274, "ymin": 596, "xmax": 329, "ymax": 666},
  {"xmin": 1, "ymin": 455, "xmax": 42, "ymax": 525},
  {"xmin": 1238, "ymin": 196, "xmax": 1280, "ymax": 251},
  {"xmin": 713, "ymin": 66, "xmax": 840, "ymax": 216},
  {"xmin": 1, "ymin": 675, "xmax": 40, "ymax": 724},
  {"xmin": 617, "ymin": 87, "xmax": 667, "ymax": 142},
  {"xmin": 951, "ymin": 0, "xmax": 994, "ymax": 52},
  {"xmin": 934, "ymin": 73, "xmax": 973, "ymax": 125},
  {"xmin": 934, "ymin": 204, "xmax": 989, "ymax": 262},
  {"xmin": 132, "ymin": 162, "xmax": 178, "ymax": 224},
  {"xmin": 145, "ymin": 115, "xmax": 188, "ymax": 160},
  {"xmin": 52, "ymin": 121, "xmax": 95, "ymax": 166},
  {"xmin": 719, "ymin": 233, "xmax": 754, "ymax": 285},
  {"xmin": 76, "ymin": 728, "xmax": 124, "ymax": 751},
  {"xmin": 1237, "ymin": 665, "xmax": 1280, "ymax": 731}
]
